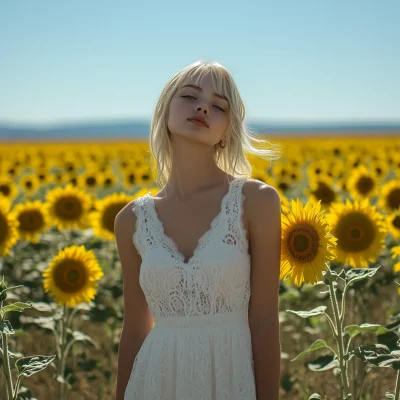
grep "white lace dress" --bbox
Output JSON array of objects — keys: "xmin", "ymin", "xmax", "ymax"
[{"xmin": 124, "ymin": 177, "xmax": 256, "ymax": 400}]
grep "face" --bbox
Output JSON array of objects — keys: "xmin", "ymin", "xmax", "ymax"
[{"xmin": 167, "ymin": 73, "xmax": 230, "ymax": 147}]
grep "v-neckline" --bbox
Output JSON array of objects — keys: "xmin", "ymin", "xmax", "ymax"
[{"xmin": 146, "ymin": 177, "xmax": 242, "ymax": 265}]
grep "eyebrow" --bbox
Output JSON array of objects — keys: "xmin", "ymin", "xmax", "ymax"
[{"xmin": 181, "ymin": 84, "xmax": 229, "ymax": 103}]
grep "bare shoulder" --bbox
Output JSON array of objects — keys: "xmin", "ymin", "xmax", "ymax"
[
  {"xmin": 242, "ymin": 178, "xmax": 281, "ymax": 216},
  {"xmin": 114, "ymin": 199, "xmax": 138, "ymax": 236}
]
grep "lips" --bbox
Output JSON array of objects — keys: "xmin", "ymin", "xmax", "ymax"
[{"xmin": 188, "ymin": 117, "xmax": 209, "ymax": 127}]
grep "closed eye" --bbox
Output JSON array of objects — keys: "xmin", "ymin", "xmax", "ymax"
[{"xmin": 181, "ymin": 96, "xmax": 225, "ymax": 112}]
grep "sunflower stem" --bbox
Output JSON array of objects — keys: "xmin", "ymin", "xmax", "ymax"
[
  {"xmin": 1, "ymin": 330, "xmax": 14, "ymax": 400},
  {"xmin": 394, "ymin": 369, "xmax": 400, "ymax": 400},
  {"xmin": 56, "ymin": 304, "xmax": 68, "ymax": 400},
  {"xmin": 323, "ymin": 311, "xmax": 338, "ymax": 337},
  {"xmin": 328, "ymin": 280, "xmax": 352, "ymax": 398},
  {"xmin": 340, "ymin": 283, "xmax": 348, "ymax": 323},
  {"xmin": 13, "ymin": 374, "xmax": 23, "ymax": 400}
]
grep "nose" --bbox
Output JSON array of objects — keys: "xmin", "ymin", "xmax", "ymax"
[{"xmin": 197, "ymin": 106, "xmax": 208, "ymax": 114}]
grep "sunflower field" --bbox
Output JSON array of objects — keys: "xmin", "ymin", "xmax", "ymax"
[{"xmin": 1, "ymin": 136, "xmax": 400, "ymax": 400}]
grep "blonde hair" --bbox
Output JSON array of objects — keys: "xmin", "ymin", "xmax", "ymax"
[{"xmin": 149, "ymin": 60, "xmax": 282, "ymax": 188}]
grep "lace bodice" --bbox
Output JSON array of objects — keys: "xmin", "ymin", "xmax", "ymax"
[
  {"xmin": 131, "ymin": 177, "xmax": 251, "ymax": 320},
  {"xmin": 125, "ymin": 177, "xmax": 257, "ymax": 399}
]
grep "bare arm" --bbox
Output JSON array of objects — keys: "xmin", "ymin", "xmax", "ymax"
[
  {"xmin": 113, "ymin": 203, "xmax": 154, "ymax": 400},
  {"xmin": 248, "ymin": 182, "xmax": 282, "ymax": 400}
]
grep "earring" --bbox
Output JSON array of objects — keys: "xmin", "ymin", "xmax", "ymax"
[{"xmin": 219, "ymin": 138, "xmax": 227, "ymax": 148}]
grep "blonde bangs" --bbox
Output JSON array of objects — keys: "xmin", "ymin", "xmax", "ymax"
[{"xmin": 149, "ymin": 60, "xmax": 282, "ymax": 188}]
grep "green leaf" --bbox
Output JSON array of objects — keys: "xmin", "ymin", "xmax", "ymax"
[
  {"xmin": 15, "ymin": 355, "xmax": 56, "ymax": 377},
  {"xmin": 30, "ymin": 302, "xmax": 53, "ymax": 313},
  {"xmin": 291, "ymin": 339, "xmax": 332, "ymax": 361},
  {"xmin": 1, "ymin": 301, "xmax": 32, "ymax": 318},
  {"xmin": 72, "ymin": 330, "xmax": 98, "ymax": 348},
  {"xmin": 345, "ymin": 267, "xmax": 380, "ymax": 287},
  {"xmin": 348, "ymin": 343, "xmax": 400, "ymax": 368},
  {"xmin": 308, "ymin": 354, "xmax": 340, "ymax": 371},
  {"xmin": 344, "ymin": 323, "xmax": 389, "ymax": 338},
  {"xmin": 20, "ymin": 315, "xmax": 56, "ymax": 331},
  {"xmin": 286, "ymin": 306, "xmax": 327, "ymax": 319}
]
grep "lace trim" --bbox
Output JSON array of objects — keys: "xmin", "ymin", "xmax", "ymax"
[{"xmin": 132, "ymin": 177, "xmax": 249, "ymax": 262}]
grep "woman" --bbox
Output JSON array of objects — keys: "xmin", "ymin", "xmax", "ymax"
[{"xmin": 114, "ymin": 60, "xmax": 282, "ymax": 399}]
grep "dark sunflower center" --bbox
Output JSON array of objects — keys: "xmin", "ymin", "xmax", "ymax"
[
  {"xmin": 55, "ymin": 196, "xmax": 83, "ymax": 220},
  {"xmin": 25, "ymin": 181, "xmax": 33, "ymax": 189},
  {"xmin": 0, "ymin": 184, "xmax": 11, "ymax": 196},
  {"xmin": 294, "ymin": 234, "xmax": 309, "ymax": 252},
  {"xmin": 128, "ymin": 174, "xmax": 135, "ymax": 184},
  {"xmin": 278, "ymin": 182, "xmax": 289, "ymax": 191},
  {"xmin": 0, "ymin": 214, "xmax": 9, "ymax": 244},
  {"xmin": 287, "ymin": 223, "xmax": 319, "ymax": 262},
  {"xmin": 54, "ymin": 260, "xmax": 87, "ymax": 293},
  {"xmin": 356, "ymin": 176, "xmax": 374, "ymax": 195},
  {"xmin": 392, "ymin": 216, "xmax": 400, "ymax": 229},
  {"xmin": 387, "ymin": 188, "xmax": 400, "ymax": 211},
  {"xmin": 19, "ymin": 210, "xmax": 45, "ymax": 232},
  {"xmin": 335, "ymin": 212, "xmax": 376, "ymax": 252},
  {"xmin": 313, "ymin": 182, "xmax": 336, "ymax": 204},
  {"xmin": 67, "ymin": 269, "xmax": 79, "ymax": 283},
  {"xmin": 102, "ymin": 202, "xmax": 127, "ymax": 233},
  {"xmin": 86, "ymin": 177, "xmax": 96, "ymax": 186}
]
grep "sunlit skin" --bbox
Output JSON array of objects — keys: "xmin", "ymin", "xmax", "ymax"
[{"xmin": 165, "ymin": 73, "xmax": 232, "ymax": 199}]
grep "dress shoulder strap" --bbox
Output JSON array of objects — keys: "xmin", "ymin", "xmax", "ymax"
[
  {"xmin": 220, "ymin": 177, "xmax": 249, "ymax": 256},
  {"xmin": 131, "ymin": 193, "xmax": 153, "ymax": 258}
]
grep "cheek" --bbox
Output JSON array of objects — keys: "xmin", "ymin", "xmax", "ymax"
[
  {"xmin": 216, "ymin": 112, "xmax": 230, "ymax": 128},
  {"xmin": 169, "ymin": 98, "xmax": 187, "ymax": 116}
]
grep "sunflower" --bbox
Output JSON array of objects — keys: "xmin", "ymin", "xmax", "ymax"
[
  {"xmin": 385, "ymin": 209, "xmax": 400, "ymax": 240},
  {"xmin": 34, "ymin": 165, "xmax": 54, "ymax": 185},
  {"xmin": 0, "ymin": 197, "xmax": 20, "ymax": 256},
  {"xmin": 306, "ymin": 159, "xmax": 330, "ymax": 182},
  {"xmin": 51, "ymin": 169, "xmax": 70, "ymax": 185},
  {"xmin": 392, "ymin": 245, "xmax": 400, "ymax": 294},
  {"xmin": 3, "ymin": 159, "xmax": 23, "ymax": 179},
  {"xmin": 102, "ymin": 170, "xmax": 117, "ymax": 189},
  {"xmin": 90, "ymin": 193, "xmax": 135, "ymax": 240},
  {"xmin": 77, "ymin": 169, "xmax": 104, "ymax": 192},
  {"xmin": 305, "ymin": 176, "xmax": 340, "ymax": 211},
  {"xmin": 280, "ymin": 198, "xmax": 337, "ymax": 286},
  {"xmin": 325, "ymin": 197, "xmax": 388, "ymax": 268},
  {"xmin": 18, "ymin": 173, "xmax": 41, "ymax": 196},
  {"xmin": 347, "ymin": 165, "xmax": 380, "ymax": 201},
  {"xmin": 10, "ymin": 200, "xmax": 50, "ymax": 243},
  {"xmin": 0, "ymin": 176, "xmax": 19, "ymax": 202},
  {"xmin": 370, "ymin": 158, "xmax": 390, "ymax": 180},
  {"xmin": 45, "ymin": 184, "xmax": 92, "ymax": 230},
  {"xmin": 43, "ymin": 245, "xmax": 103, "ymax": 308},
  {"xmin": 123, "ymin": 168, "xmax": 138, "ymax": 188},
  {"xmin": 137, "ymin": 166, "xmax": 152, "ymax": 185},
  {"xmin": 378, "ymin": 180, "xmax": 400, "ymax": 213}
]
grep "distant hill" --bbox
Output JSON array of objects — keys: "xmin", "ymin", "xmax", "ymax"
[{"xmin": 0, "ymin": 119, "xmax": 399, "ymax": 141}]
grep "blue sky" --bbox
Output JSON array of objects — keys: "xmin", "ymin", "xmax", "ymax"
[{"xmin": 1, "ymin": 0, "xmax": 399, "ymax": 127}]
